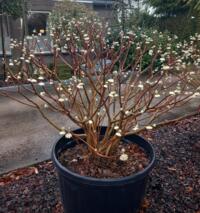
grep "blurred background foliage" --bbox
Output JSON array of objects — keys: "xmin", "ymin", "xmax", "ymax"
[
  {"xmin": 111, "ymin": 0, "xmax": 200, "ymax": 40},
  {"xmin": 49, "ymin": 0, "xmax": 96, "ymax": 29},
  {"xmin": 0, "ymin": 0, "xmax": 24, "ymax": 19},
  {"xmin": 1, "ymin": 0, "xmax": 200, "ymax": 80}
]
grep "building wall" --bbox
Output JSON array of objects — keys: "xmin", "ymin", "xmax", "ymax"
[
  {"xmin": 94, "ymin": 5, "xmax": 114, "ymax": 22},
  {"xmin": 9, "ymin": 0, "xmax": 114, "ymax": 38},
  {"xmin": 27, "ymin": 0, "xmax": 54, "ymax": 11},
  {"xmin": 0, "ymin": 0, "xmax": 114, "ymax": 79},
  {"xmin": 9, "ymin": 18, "xmax": 22, "ymax": 40}
]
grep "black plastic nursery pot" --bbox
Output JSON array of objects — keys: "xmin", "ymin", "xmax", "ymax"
[{"xmin": 52, "ymin": 127, "xmax": 155, "ymax": 213}]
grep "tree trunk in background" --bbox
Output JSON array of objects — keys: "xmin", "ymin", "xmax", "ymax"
[
  {"xmin": 121, "ymin": 0, "xmax": 125, "ymax": 33},
  {"xmin": 0, "ymin": 12, "xmax": 6, "ymax": 81}
]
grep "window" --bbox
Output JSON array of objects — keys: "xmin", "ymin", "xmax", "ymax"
[
  {"xmin": 27, "ymin": 11, "xmax": 52, "ymax": 54},
  {"xmin": 0, "ymin": 15, "xmax": 11, "ymax": 55},
  {"xmin": 28, "ymin": 12, "xmax": 48, "ymax": 36}
]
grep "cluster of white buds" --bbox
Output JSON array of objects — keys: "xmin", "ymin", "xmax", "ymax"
[
  {"xmin": 114, "ymin": 125, "xmax": 119, "ymax": 130},
  {"xmin": 109, "ymin": 91, "xmax": 118, "ymax": 98},
  {"xmin": 169, "ymin": 91, "xmax": 176, "ymax": 96},
  {"xmin": 138, "ymin": 82, "xmax": 144, "ymax": 89},
  {"xmin": 77, "ymin": 82, "xmax": 84, "ymax": 89},
  {"xmin": 125, "ymin": 110, "xmax": 131, "ymax": 116},
  {"xmin": 160, "ymin": 58, "xmax": 165, "ymax": 62},
  {"xmin": 38, "ymin": 82, "xmax": 45, "ymax": 86},
  {"xmin": 145, "ymin": 126, "xmax": 153, "ymax": 130},
  {"xmin": 59, "ymin": 127, "xmax": 66, "ymax": 135},
  {"xmin": 65, "ymin": 132, "xmax": 72, "ymax": 139},
  {"xmin": 88, "ymin": 120, "xmax": 93, "ymax": 125},
  {"xmin": 163, "ymin": 65, "xmax": 171, "ymax": 71},
  {"xmin": 9, "ymin": 59, "xmax": 14, "ymax": 66},
  {"xmin": 154, "ymin": 90, "xmax": 161, "ymax": 98},
  {"xmin": 107, "ymin": 78, "xmax": 114, "ymax": 84},
  {"xmin": 133, "ymin": 124, "xmax": 139, "ymax": 131},
  {"xmin": 40, "ymin": 92, "xmax": 46, "ymax": 97},
  {"xmin": 44, "ymin": 103, "xmax": 49, "ymax": 108},
  {"xmin": 119, "ymin": 148, "xmax": 128, "ymax": 161},
  {"xmin": 28, "ymin": 78, "xmax": 37, "ymax": 83},
  {"xmin": 149, "ymin": 49, "xmax": 154, "ymax": 56},
  {"xmin": 38, "ymin": 76, "xmax": 44, "ymax": 80},
  {"xmin": 58, "ymin": 94, "xmax": 68, "ymax": 102},
  {"xmin": 57, "ymin": 84, "xmax": 63, "ymax": 91},
  {"xmin": 115, "ymin": 129, "xmax": 122, "ymax": 137},
  {"xmin": 103, "ymin": 84, "xmax": 108, "ymax": 88}
]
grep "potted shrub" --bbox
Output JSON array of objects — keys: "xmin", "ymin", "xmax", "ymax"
[{"xmin": 1, "ymin": 16, "xmax": 200, "ymax": 213}]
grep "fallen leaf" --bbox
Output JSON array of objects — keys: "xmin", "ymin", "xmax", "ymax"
[
  {"xmin": 0, "ymin": 167, "xmax": 39, "ymax": 185},
  {"xmin": 141, "ymin": 198, "xmax": 150, "ymax": 209},
  {"xmin": 34, "ymin": 168, "xmax": 39, "ymax": 174},
  {"xmin": 185, "ymin": 186, "xmax": 193, "ymax": 193},
  {"xmin": 167, "ymin": 167, "xmax": 177, "ymax": 171}
]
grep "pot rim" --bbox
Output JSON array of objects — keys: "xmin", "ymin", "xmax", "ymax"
[{"xmin": 52, "ymin": 129, "xmax": 156, "ymax": 186}]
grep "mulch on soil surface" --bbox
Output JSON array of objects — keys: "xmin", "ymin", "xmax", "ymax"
[
  {"xmin": 0, "ymin": 114, "xmax": 200, "ymax": 213},
  {"xmin": 59, "ymin": 142, "xmax": 149, "ymax": 179}
]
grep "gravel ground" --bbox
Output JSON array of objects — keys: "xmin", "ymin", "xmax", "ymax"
[{"xmin": 0, "ymin": 114, "xmax": 200, "ymax": 213}]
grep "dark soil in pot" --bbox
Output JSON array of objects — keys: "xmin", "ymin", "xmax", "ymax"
[{"xmin": 59, "ymin": 142, "xmax": 150, "ymax": 178}]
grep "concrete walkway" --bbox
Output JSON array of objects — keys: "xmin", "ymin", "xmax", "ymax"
[
  {"xmin": 0, "ymin": 89, "xmax": 199, "ymax": 174},
  {"xmin": 0, "ymin": 92, "xmax": 77, "ymax": 174}
]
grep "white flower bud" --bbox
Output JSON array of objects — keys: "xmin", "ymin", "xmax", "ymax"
[
  {"xmin": 65, "ymin": 132, "xmax": 72, "ymax": 139},
  {"xmin": 44, "ymin": 103, "xmax": 49, "ymax": 108},
  {"xmin": 163, "ymin": 66, "xmax": 170, "ymax": 71},
  {"xmin": 146, "ymin": 126, "xmax": 153, "ymax": 130},
  {"xmin": 77, "ymin": 83, "xmax": 84, "ymax": 89},
  {"xmin": 108, "ymin": 79, "xmax": 114, "ymax": 83},
  {"xmin": 88, "ymin": 120, "xmax": 93, "ymax": 124},
  {"xmin": 125, "ymin": 110, "xmax": 131, "ymax": 115},
  {"xmin": 119, "ymin": 153, "xmax": 128, "ymax": 161},
  {"xmin": 38, "ymin": 82, "xmax": 45, "ymax": 86},
  {"xmin": 58, "ymin": 98, "xmax": 65, "ymax": 102},
  {"xmin": 133, "ymin": 124, "xmax": 139, "ymax": 131},
  {"xmin": 114, "ymin": 126, "xmax": 119, "ymax": 130},
  {"xmin": 40, "ymin": 92, "xmax": 45, "ymax": 96},
  {"xmin": 116, "ymin": 132, "xmax": 122, "ymax": 137},
  {"xmin": 121, "ymin": 148, "xmax": 125, "ymax": 153},
  {"xmin": 38, "ymin": 76, "xmax": 44, "ymax": 80},
  {"xmin": 59, "ymin": 130, "xmax": 66, "ymax": 135}
]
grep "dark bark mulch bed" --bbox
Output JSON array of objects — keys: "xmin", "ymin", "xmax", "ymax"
[{"xmin": 0, "ymin": 114, "xmax": 200, "ymax": 213}]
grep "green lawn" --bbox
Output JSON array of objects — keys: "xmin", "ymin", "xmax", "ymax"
[{"xmin": 57, "ymin": 64, "xmax": 72, "ymax": 80}]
